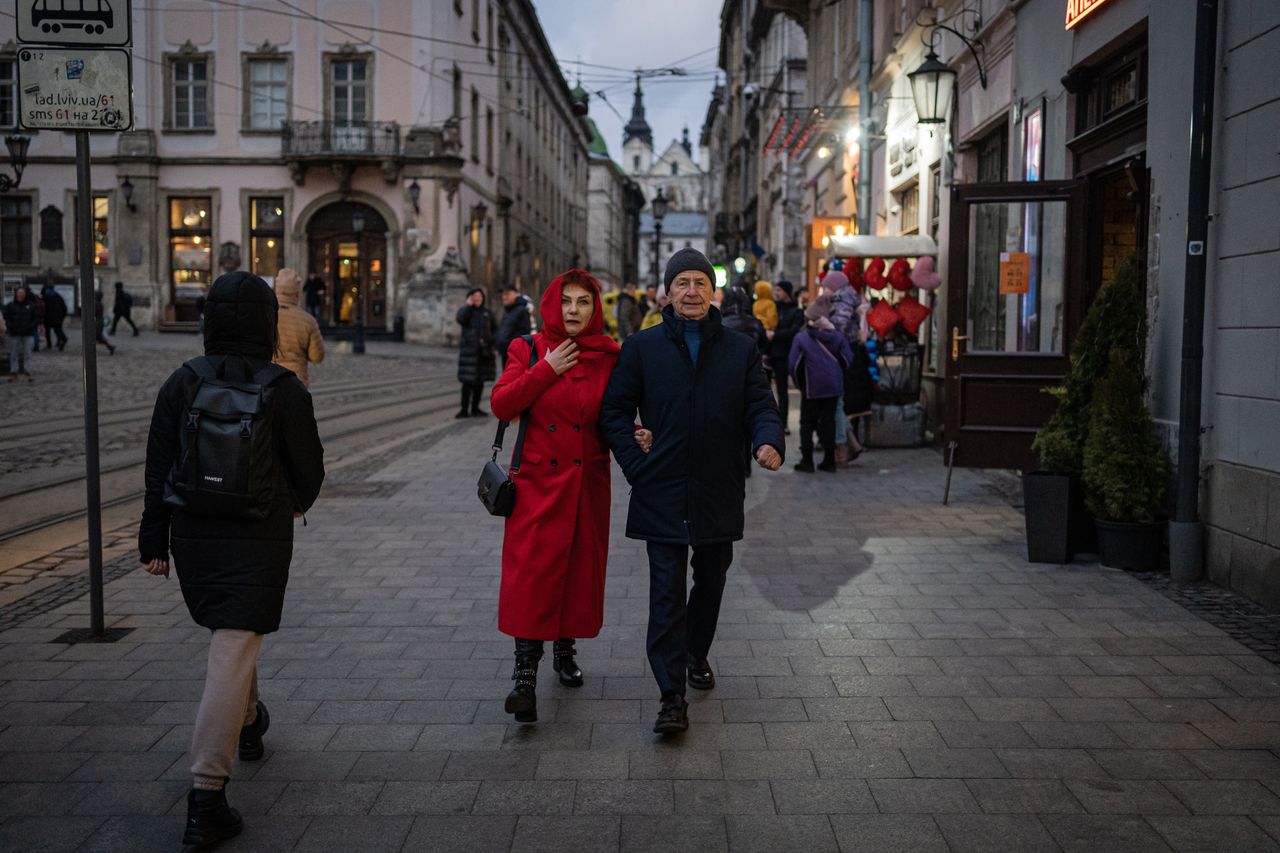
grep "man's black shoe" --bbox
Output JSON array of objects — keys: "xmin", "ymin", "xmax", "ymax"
[
  {"xmin": 817, "ymin": 459, "xmax": 838, "ymax": 473},
  {"xmin": 688, "ymin": 658, "xmax": 715, "ymax": 691},
  {"xmin": 470, "ymin": 407, "xmax": 487, "ymax": 417},
  {"xmin": 653, "ymin": 694, "xmax": 689, "ymax": 734},
  {"xmin": 182, "ymin": 788, "xmax": 243, "ymax": 847},
  {"xmin": 793, "ymin": 459, "xmax": 815, "ymax": 473},
  {"xmin": 454, "ymin": 410, "xmax": 470, "ymax": 419},
  {"xmin": 238, "ymin": 700, "xmax": 269, "ymax": 761}
]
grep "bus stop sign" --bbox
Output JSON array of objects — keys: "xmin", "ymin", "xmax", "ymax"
[{"xmin": 17, "ymin": 0, "xmax": 132, "ymax": 48}]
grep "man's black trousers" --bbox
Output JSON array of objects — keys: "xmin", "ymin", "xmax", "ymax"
[{"xmin": 646, "ymin": 541, "xmax": 733, "ymax": 697}]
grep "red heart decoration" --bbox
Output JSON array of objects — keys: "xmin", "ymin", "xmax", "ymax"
[
  {"xmin": 867, "ymin": 300, "xmax": 901, "ymax": 338},
  {"xmin": 896, "ymin": 295, "xmax": 932, "ymax": 334},
  {"xmin": 888, "ymin": 259, "xmax": 911, "ymax": 280},
  {"xmin": 889, "ymin": 269, "xmax": 914, "ymax": 292}
]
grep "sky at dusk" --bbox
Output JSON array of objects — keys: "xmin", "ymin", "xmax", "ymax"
[{"xmin": 530, "ymin": 0, "xmax": 722, "ymax": 166}]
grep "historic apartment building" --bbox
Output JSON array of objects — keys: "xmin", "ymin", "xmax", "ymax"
[{"xmin": 0, "ymin": 0, "xmax": 590, "ymax": 344}]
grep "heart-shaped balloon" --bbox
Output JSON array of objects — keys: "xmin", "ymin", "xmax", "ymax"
[
  {"xmin": 866, "ymin": 257, "xmax": 886, "ymax": 277},
  {"xmin": 889, "ymin": 268, "xmax": 914, "ymax": 292},
  {"xmin": 864, "ymin": 268, "xmax": 886, "ymax": 290},
  {"xmin": 888, "ymin": 258, "xmax": 911, "ymax": 281},
  {"xmin": 911, "ymin": 256, "xmax": 942, "ymax": 291}
]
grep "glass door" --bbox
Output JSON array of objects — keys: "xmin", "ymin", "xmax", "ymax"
[{"xmin": 945, "ymin": 181, "xmax": 1087, "ymax": 469}]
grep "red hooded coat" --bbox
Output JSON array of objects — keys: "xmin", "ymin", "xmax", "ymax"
[{"xmin": 490, "ymin": 271, "xmax": 621, "ymax": 640}]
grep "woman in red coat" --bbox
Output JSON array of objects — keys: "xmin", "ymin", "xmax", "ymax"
[{"xmin": 490, "ymin": 269, "xmax": 637, "ymax": 723}]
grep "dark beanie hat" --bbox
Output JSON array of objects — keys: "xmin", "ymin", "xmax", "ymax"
[
  {"xmin": 663, "ymin": 247, "xmax": 715, "ymax": 290},
  {"xmin": 775, "ymin": 280, "xmax": 794, "ymax": 298}
]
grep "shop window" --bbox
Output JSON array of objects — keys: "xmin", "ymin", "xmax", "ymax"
[
  {"xmin": 249, "ymin": 197, "xmax": 285, "ymax": 278},
  {"xmin": 169, "ymin": 197, "xmax": 213, "ymax": 302},
  {"xmin": 977, "ymin": 124, "xmax": 1008, "ymax": 182},
  {"xmin": 0, "ymin": 195, "xmax": 33, "ymax": 264},
  {"xmin": 471, "ymin": 88, "xmax": 480, "ymax": 163},
  {"xmin": 73, "ymin": 194, "xmax": 111, "ymax": 265},
  {"xmin": 486, "ymin": 107, "xmax": 494, "ymax": 173},
  {"xmin": 1074, "ymin": 41, "xmax": 1147, "ymax": 136},
  {"xmin": 0, "ymin": 58, "xmax": 15, "ymax": 128},
  {"xmin": 245, "ymin": 56, "xmax": 289, "ymax": 131},
  {"xmin": 168, "ymin": 56, "xmax": 211, "ymax": 130},
  {"xmin": 895, "ymin": 182, "xmax": 919, "ymax": 235}
]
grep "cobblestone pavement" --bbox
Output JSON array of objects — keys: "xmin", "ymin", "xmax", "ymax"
[{"xmin": 2, "ymin": 402, "xmax": 1280, "ymax": 852}]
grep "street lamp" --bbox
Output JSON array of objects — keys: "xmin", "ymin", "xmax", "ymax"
[
  {"xmin": 120, "ymin": 176, "xmax": 137, "ymax": 212},
  {"xmin": 351, "ymin": 207, "xmax": 367, "ymax": 354},
  {"xmin": 650, "ymin": 188, "xmax": 669, "ymax": 291},
  {"xmin": 908, "ymin": 17, "xmax": 987, "ymax": 126},
  {"xmin": 0, "ymin": 134, "xmax": 31, "ymax": 192},
  {"xmin": 408, "ymin": 178, "xmax": 421, "ymax": 215}
]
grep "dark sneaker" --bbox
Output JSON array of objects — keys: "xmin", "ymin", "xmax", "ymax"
[
  {"xmin": 182, "ymin": 787, "xmax": 243, "ymax": 847},
  {"xmin": 238, "ymin": 701, "xmax": 269, "ymax": 761},
  {"xmin": 687, "ymin": 658, "xmax": 715, "ymax": 691},
  {"xmin": 454, "ymin": 410, "xmax": 470, "ymax": 419},
  {"xmin": 653, "ymin": 693, "xmax": 689, "ymax": 734},
  {"xmin": 817, "ymin": 459, "xmax": 838, "ymax": 472},
  {"xmin": 793, "ymin": 459, "xmax": 815, "ymax": 473}
]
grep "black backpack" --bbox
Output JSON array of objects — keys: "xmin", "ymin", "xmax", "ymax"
[{"xmin": 163, "ymin": 356, "xmax": 291, "ymax": 520}]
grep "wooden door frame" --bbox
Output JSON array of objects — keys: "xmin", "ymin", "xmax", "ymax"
[{"xmin": 944, "ymin": 180, "xmax": 1088, "ymax": 469}]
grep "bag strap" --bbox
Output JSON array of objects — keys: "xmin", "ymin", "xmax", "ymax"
[
  {"xmin": 251, "ymin": 363, "xmax": 292, "ymax": 387},
  {"xmin": 185, "ymin": 356, "xmax": 219, "ymax": 382},
  {"xmin": 489, "ymin": 335, "xmax": 538, "ymax": 463}
]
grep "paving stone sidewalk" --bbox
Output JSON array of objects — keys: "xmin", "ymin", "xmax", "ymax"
[{"xmin": 2, "ymin": 417, "xmax": 1279, "ymax": 852}]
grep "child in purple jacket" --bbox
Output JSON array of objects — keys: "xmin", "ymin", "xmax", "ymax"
[{"xmin": 789, "ymin": 295, "xmax": 853, "ymax": 472}]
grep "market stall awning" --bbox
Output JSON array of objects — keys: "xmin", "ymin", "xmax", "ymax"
[{"xmin": 828, "ymin": 234, "xmax": 939, "ymax": 258}]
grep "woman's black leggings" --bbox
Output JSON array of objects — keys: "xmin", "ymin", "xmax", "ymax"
[{"xmin": 461, "ymin": 382, "xmax": 485, "ymax": 412}]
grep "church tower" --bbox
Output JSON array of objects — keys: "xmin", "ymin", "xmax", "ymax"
[{"xmin": 622, "ymin": 76, "xmax": 654, "ymax": 176}]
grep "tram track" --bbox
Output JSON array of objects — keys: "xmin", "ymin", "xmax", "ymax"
[{"xmin": 0, "ymin": 379, "xmax": 468, "ymax": 545}]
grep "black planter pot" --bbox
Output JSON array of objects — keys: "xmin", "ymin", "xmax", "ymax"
[
  {"xmin": 1022, "ymin": 472, "xmax": 1077, "ymax": 564},
  {"xmin": 1094, "ymin": 518, "xmax": 1164, "ymax": 572}
]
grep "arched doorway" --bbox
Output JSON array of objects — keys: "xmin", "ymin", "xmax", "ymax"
[{"xmin": 306, "ymin": 201, "xmax": 388, "ymax": 328}]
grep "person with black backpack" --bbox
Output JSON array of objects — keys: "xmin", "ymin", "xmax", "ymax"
[{"xmin": 137, "ymin": 271, "xmax": 324, "ymax": 848}]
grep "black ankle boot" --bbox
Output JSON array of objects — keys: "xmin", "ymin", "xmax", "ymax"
[
  {"xmin": 552, "ymin": 639, "xmax": 584, "ymax": 687},
  {"xmin": 794, "ymin": 455, "xmax": 815, "ymax": 473},
  {"xmin": 504, "ymin": 638, "xmax": 543, "ymax": 723},
  {"xmin": 183, "ymin": 787, "xmax": 243, "ymax": 847},
  {"xmin": 238, "ymin": 700, "xmax": 269, "ymax": 761}
]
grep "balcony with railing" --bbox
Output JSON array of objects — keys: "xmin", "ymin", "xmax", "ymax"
[{"xmin": 282, "ymin": 120, "xmax": 402, "ymax": 188}]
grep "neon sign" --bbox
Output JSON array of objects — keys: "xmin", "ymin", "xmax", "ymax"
[{"xmin": 1065, "ymin": 0, "xmax": 1113, "ymax": 30}]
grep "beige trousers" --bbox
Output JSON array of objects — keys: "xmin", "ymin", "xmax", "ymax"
[{"xmin": 190, "ymin": 628, "xmax": 263, "ymax": 790}]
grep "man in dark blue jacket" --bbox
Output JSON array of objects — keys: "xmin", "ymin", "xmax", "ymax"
[{"xmin": 601, "ymin": 248, "xmax": 784, "ymax": 734}]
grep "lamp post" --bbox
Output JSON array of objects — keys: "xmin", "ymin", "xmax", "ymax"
[
  {"xmin": 352, "ymin": 207, "xmax": 367, "ymax": 354},
  {"xmin": 650, "ymin": 188, "xmax": 669, "ymax": 290},
  {"xmin": 907, "ymin": 17, "xmax": 987, "ymax": 127},
  {"xmin": 0, "ymin": 134, "xmax": 30, "ymax": 192}
]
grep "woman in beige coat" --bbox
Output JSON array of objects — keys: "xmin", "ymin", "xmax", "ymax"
[{"xmin": 272, "ymin": 268, "xmax": 325, "ymax": 386}]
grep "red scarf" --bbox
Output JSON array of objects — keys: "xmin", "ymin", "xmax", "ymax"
[{"xmin": 537, "ymin": 270, "xmax": 621, "ymax": 358}]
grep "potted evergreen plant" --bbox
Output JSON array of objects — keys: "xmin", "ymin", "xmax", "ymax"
[
  {"xmin": 1082, "ymin": 349, "xmax": 1170, "ymax": 571},
  {"xmin": 1025, "ymin": 255, "xmax": 1145, "ymax": 563}
]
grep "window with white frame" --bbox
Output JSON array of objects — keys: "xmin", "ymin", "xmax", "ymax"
[
  {"xmin": 246, "ymin": 57, "xmax": 288, "ymax": 130},
  {"xmin": 170, "ymin": 57, "xmax": 210, "ymax": 129}
]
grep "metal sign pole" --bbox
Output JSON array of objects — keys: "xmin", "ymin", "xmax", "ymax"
[{"xmin": 75, "ymin": 130, "xmax": 105, "ymax": 637}]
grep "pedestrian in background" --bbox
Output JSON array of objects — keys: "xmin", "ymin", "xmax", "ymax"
[
  {"xmin": 768, "ymin": 281, "xmax": 803, "ymax": 435},
  {"xmin": 617, "ymin": 281, "xmax": 643, "ymax": 339},
  {"xmin": 489, "ymin": 269, "xmax": 638, "ymax": 723},
  {"xmin": 601, "ymin": 248, "xmax": 784, "ymax": 735},
  {"xmin": 822, "ymin": 269, "xmax": 863, "ymax": 465},
  {"xmin": 138, "ymin": 271, "xmax": 324, "ymax": 848},
  {"xmin": 40, "ymin": 284, "xmax": 68, "ymax": 351},
  {"xmin": 752, "ymin": 280, "xmax": 778, "ymax": 332},
  {"xmin": 195, "ymin": 295, "xmax": 207, "ymax": 336},
  {"xmin": 3, "ymin": 286, "xmax": 37, "ymax": 381},
  {"xmin": 790, "ymin": 294, "xmax": 852, "ymax": 473},
  {"xmin": 302, "ymin": 273, "xmax": 326, "ymax": 322},
  {"xmin": 30, "ymin": 288, "xmax": 45, "ymax": 352},
  {"xmin": 271, "ymin": 268, "xmax": 325, "ymax": 387},
  {"xmin": 94, "ymin": 292, "xmax": 116, "ymax": 356},
  {"xmin": 494, "ymin": 282, "xmax": 533, "ymax": 366},
  {"xmin": 641, "ymin": 283, "xmax": 658, "ymax": 317},
  {"xmin": 111, "ymin": 281, "xmax": 140, "ymax": 337},
  {"xmin": 456, "ymin": 288, "xmax": 496, "ymax": 418},
  {"xmin": 641, "ymin": 284, "xmax": 667, "ymax": 331}
]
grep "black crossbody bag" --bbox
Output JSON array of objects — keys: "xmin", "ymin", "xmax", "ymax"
[{"xmin": 477, "ymin": 335, "xmax": 537, "ymax": 517}]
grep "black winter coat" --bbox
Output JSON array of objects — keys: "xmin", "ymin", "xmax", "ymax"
[
  {"xmin": 770, "ymin": 300, "xmax": 804, "ymax": 363},
  {"xmin": 138, "ymin": 272, "xmax": 324, "ymax": 634},
  {"xmin": 41, "ymin": 290, "xmax": 68, "ymax": 326},
  {"xmin": 719, "ymin": 290, "xmax": 768, "ymax": 355},
  {"xmin": 2, "ymin": 299, "xmax": 38, "ymax": 336},
  {"xmin": 601, "ymin": 305, "xmax": 785, "ymax": 545},
  {"xmin": 456, "ymin": 304, "xmax": 496, "ymax": 384},
  {"xmin": 494, "ymin": 294, "xmax": 533, "ymax": 358}
]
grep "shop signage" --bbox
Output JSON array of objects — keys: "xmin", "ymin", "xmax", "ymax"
[
  {"xmin": 1065, "ymin": 0, "xmax": 1114, "ymax": 30},
  {"xmin": 999, "ymin": 252, "xmax": 1032, "ymax": 295}
]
